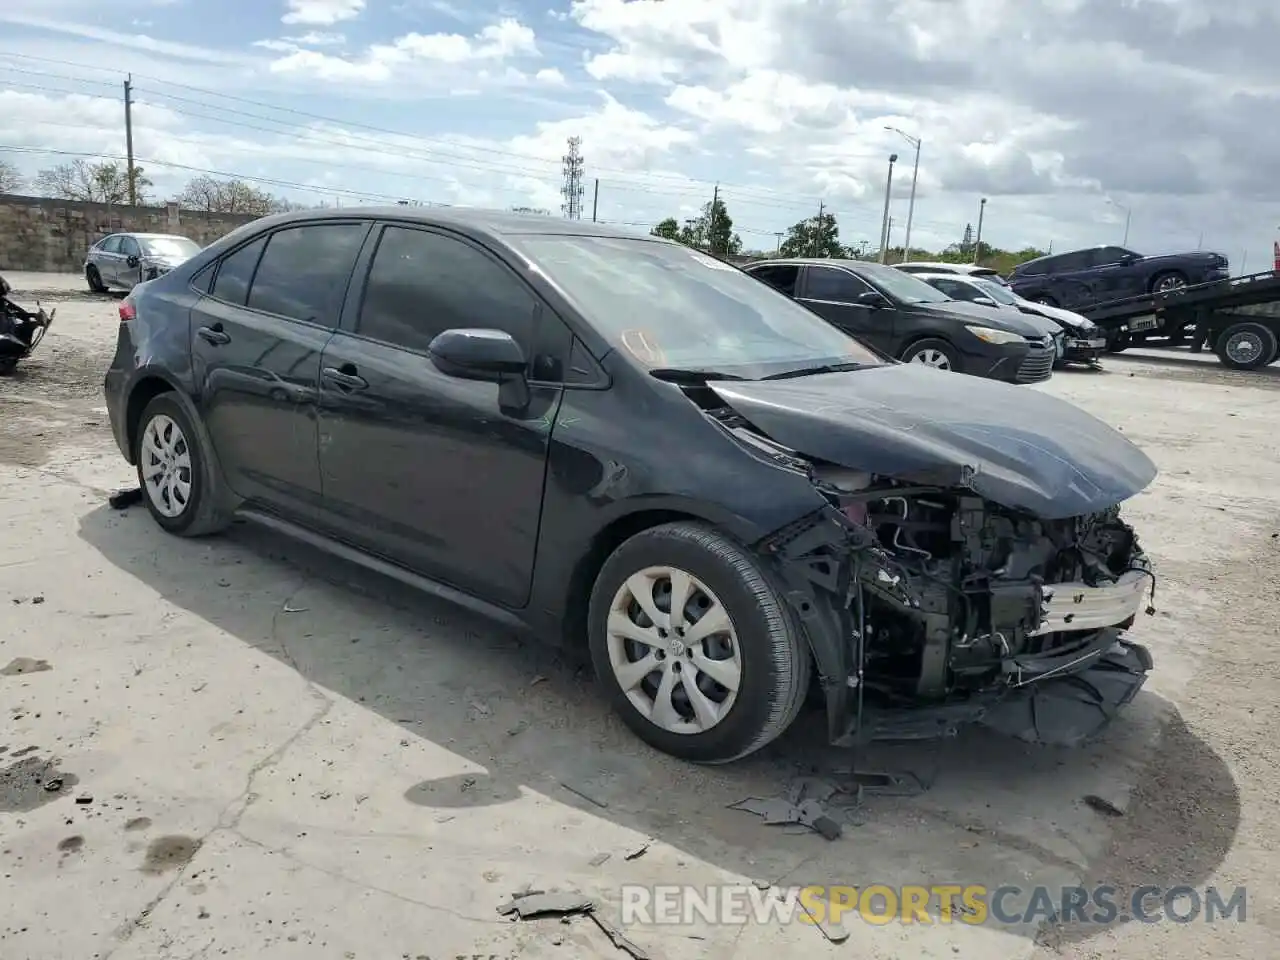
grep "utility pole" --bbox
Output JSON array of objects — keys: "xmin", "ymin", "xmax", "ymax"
[
  {"xmin": 973, "ymin": 197, "xmax": 987, "ymax": 265},
  {"xmin": 887, "ymin": 217, "xmax": 895, "ymax": 262},
  {"xmin": 774, "ymin": 232, "xmax": 783, "ymax": 254},
  {"xmin": 560, "ymin": 136, "xmax": 585, "ymax": 220},
  {"xmin": 123, "ymin": 74, "xmax": 137, "ymax": 206},
  {"xmin": 814, "ymin": 201, "xmax": 824, "ymax": 256},
  {"xmin": 878, "ymin": 154, "xmax": 898, "ymax": 263},
  {"xmin": 591, "ymin": 178, "xmax": 599, "ymax": 222}
]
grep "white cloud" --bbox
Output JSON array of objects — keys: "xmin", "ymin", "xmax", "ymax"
[
  {"xmin": 282, "ymin": 0, "xmax": 365, "ymax": 27},
  {"xmin": 534, "ymin": 67, "xmax": 566, "ymax": 86}
]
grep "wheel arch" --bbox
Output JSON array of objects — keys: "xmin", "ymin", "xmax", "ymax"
[
  {"xmin": 558, "ymin": 499, "xmax": 777, "ymax": 652},
  {"xmin": 124, "ymin": 372, "xmax": 184, "ymax": 464}
]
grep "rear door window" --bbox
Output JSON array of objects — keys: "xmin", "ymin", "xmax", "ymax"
[
  {"xmin": 246, "ymin": 223, "xmax": 369, "ymax": 327},
  {"xmin": 805, "ymin": 266, "xmax": 873, "ymax": 302},
  {"xmin": 747, "ymin": 263, "xmax": 800, "ymax": 296},
  {"xmin": 211, "ymin": 236, "xmax": 267, "ymax": 306}
]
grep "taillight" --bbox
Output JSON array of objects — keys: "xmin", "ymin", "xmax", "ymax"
[{"xmin": 119, "ymin": 299, "xmax": 136, "ymax": 323}]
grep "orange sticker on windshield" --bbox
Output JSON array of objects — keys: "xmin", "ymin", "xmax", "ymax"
[{"xmin": 621, "ymin": 329, "xmax": 666, "ymax": 365}]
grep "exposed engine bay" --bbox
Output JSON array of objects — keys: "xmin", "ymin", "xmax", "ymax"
[{"xmin": 704, "ymin": 395, "xmax": 1157, "ymax": 748}]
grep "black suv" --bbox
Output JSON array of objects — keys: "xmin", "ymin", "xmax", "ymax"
[
  {"xmin": 1008, "ymin": 245, "xmax": 1229, "ymax": 311},
  {"xmin": 745, "ymin": 258, "xmax": 1056, "ymax": 383}
]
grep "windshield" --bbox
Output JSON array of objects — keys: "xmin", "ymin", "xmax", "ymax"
[
  {"xmin": 853, "ymin": 262, "xmax": 953, "ymax": 304},
  {"xmin": 140, "ymin": 236, "xmax": 201, "ymax": 259},
  {"xmin": 972, "ymin": 278, "xmax": 1020, "ymax": 305},
  {"xmin": 511, "ymin": 236, "xmax": 884, "ymax": 376}
]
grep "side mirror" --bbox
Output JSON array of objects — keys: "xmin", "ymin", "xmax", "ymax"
[
  {"xmin": 428, "ymin": 328, "xmax": 526, "ymax": 381},
  {"xmin": 973, "ymin": 296, "xmax": 997, "ymax": 306},
  {"xmin": 856, "ymin": 291, "xmax": 889, "ymax": 308},
  {"xmin": 126, "ymin": 255, "xmax": 140, "ymax": 268}
]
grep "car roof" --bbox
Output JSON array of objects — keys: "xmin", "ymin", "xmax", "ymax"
[
  {"xmin": 899, "ymin": 262, "xmax": 999, "ymax": 274},
  {"xmin": 231, "ymin": 206, "xmax": 662, "ymax": 245},
  {"xmin": 913, "ymin": 272, "xmax": 984, "ymax": 282}
]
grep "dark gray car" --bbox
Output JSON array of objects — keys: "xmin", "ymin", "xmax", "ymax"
[{"xmin": 85, "ymin": 233, "xmax": 203, "ymax": 293}]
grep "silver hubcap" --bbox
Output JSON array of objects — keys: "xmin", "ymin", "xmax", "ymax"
[
  {"xmin": 606, "ymin": 566, "xmax": 742, "ymax": 735},
  {"xmin": 1155, "ymin": 276, "xmax": 1186, "ymax": 293},
  {"xmin": 909, "ymin": 348, "xmax": 951, "ymax": 370},
  {"xmin": 1225, "ymin": 332, "xmax": 1263, "ymax": 364},
  {"xmin": 141, "ymin": 414, "xmax": 193, "ymax": 518}
]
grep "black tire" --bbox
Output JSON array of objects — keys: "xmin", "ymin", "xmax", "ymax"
[
  {"xmin": 587, "ymin": 521, "xmax": 812, "ymax": 764},
  {"xmin": 1107, "ymin": 332, "xmax": 1131, "ymax": 353},
  {"xmin": 86, "ymin": 265, "xmax": 107, "ymax": 294},
  {"xmin": 1149, "ymin": 270, "xmax": 1187, "ymax": 295},
  {"xmin": 1215, "ymin": 321, "xmax": 1278, "ymax": 371},
  {"xmin": 133, "ymin": 393, "xmax": 232, "ymax": 537},
  {"xmin": 899, "ymin": 337, "xmax": 963, "ymax": 373}
]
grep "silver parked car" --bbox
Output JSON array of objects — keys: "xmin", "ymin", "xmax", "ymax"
[{"xmin": 85, "ymin": 233, "xmax": 203, "ymax": 293}]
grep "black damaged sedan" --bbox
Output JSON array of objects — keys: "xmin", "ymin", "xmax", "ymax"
[{"xmin": 104, "ymin": 209, "xmax": 1158, "ymax": 764}]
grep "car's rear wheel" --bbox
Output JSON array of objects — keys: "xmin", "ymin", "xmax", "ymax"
[
  {"xmin": 587, "ymin": 522, "xmax": 811, "ymax": 764},
  {"xmin": 86, "ymin": 265, "xmax": 107, "ymax": 293},
  {"xmin": 900, "ymin": 338, "xmax": 961, "ymax": 372},
  {"xmin": 134, "ymin": 393, "xmax": 231, "ymax": 537}
]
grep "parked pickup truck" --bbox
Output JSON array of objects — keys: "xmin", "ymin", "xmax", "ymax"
[{"xmin": 1008, "ymin": 246, "xmax": 1230, "ymax": 312}]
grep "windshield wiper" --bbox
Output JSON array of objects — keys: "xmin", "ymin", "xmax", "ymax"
[
  {"xmin": 761, "ymin": 361, "xmax": 869, "ymax": 380},
  {"xmin": 648, "ymin": 368, "xmax": 748, "ymax": 384}
]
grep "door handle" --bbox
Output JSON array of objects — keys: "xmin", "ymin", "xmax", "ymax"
[
  {"xmin": 197, "ymin": 324, "xmax": 231, "ymax": 346},
  {"xmin": 322, "ymin": 366, "xmax": 368, "ymax": 391}
]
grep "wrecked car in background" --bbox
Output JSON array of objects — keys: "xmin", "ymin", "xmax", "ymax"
[
  {"xmin": 0, "ymin": 272, "xmax": 54, "ymax": 375},
  {"xmin": 85, "ymin": 232, "xmax": 203, "ymax": 293},
  {"xmin": 102, "ymin": 208, "xmax": 1158, "ymax": 765}
]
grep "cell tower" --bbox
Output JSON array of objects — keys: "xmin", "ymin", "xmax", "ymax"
[{"xmin": 561, "ymin": 136, "xmax": 585, "ymax": 220}]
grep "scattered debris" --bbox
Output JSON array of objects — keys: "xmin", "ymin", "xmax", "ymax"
[
  {"xmin": 282, "ymin": 603, "xmax": 308, "ymax": 614},
  {"xmin": 530, "ymin": 675, "xmax": 548, "ymax": 687},
  {"xmin": 796, "ymin": 890, "xmax": 851, "ymax": 944},
  {"xmin": 434, "ymin": 814, "xmax": 455, "ymax": 824},
  {"xmin": 507, "ymin": 721, "xmax": 528, "ymax": 737},
  {"xmin": 728, "ymin": 783, "xmax": 844, "ymax": 841},
  {"xmin": 1083, "ymin": 794, "xmax": 1125, "ymax": 817},
  {"xmin": 588, "ymin": 910, "xmax": 651, "ymax": 959},
  {"xmin": 57, "ymin": 835, "xmax": 84, "ymax": 853},
  {"xmin": 191, "ymin": 682, "xmax": 207, "ymax": 693},
  {"xmin": 1, "ymin": 657, "xmax": 52, "ymax": 676},
  {"xmin": 43, "ymin": 778, "xmax": 64, "ymax": 792},
  {"xmin": 498, "ymin": 889, "xmax": 650, "ymax": 959},
  {"xmin": 124, "ymin": 817, "xmax": 152, "ymax": 832},
  {"xmin": 498, "ymin": 891, "xmax": 594, "ymax": 919},
  {"xmin": 75, "ymin": 794, "xmax": 93, "ymax": 805},
  {"xmin": 108, "ymin": 487, "xmax": 144, "ymax": 509},
  {"xmin": 560, "ymin": 781, "xmax": 609, "ymax": 809},
  {"xmin": 589, "ymin": 852, "xmax": 611, "ymax": 867},
  {"xmin": 624, "ymin": 840, "xmax": 651, "ymax": 861},
  {"xmin": 31, "ymin": 595, "xmax": 44, "ymax": 605},
  {"xmin": 470, "ymin": 699, "xmax": 491, "ymax": 717}
]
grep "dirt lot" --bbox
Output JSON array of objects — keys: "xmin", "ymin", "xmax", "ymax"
[{"xmin": 2, "ymin": 274, "xmax": 1278, "ymax": 960}]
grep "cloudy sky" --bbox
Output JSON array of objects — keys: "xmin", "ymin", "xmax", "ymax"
[{"xmin": 0, "ymin": 0, "xmax": 1276, "ymax": 266}]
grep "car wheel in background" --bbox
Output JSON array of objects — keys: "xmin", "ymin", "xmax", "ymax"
[
  {"xmin": 900, "ymin": 338, "xmax": 962, "ymax": 372},
  {"xmin": 1150, "ymin": 271, "xmax": 1188, "ymax": 294},
  {"xmin": 587, "ymin": 521, "xmax": 811, "ymax": 764},
  {"xmin": 1215, "ymin": 321, "xmax": 1278, "ymax": 371},
  {"xmin": 86, "ymin": 265, "xmax": 107, "ymax": 293},
  {"xmin": 133, "ymin": 393, "xmax": 232, "ymax": 537}
]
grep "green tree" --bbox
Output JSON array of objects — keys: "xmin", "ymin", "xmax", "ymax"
[
  {"xmin": 702, "ymin": 197, "xmax": 742, "ymax": 256},
  {"xmin": 651, "ymin": 217, "xmax": 681, "ymax": 241},
  {"xmin": 780, "ymin": 212, "xmax": 843, "ymax": 258}
]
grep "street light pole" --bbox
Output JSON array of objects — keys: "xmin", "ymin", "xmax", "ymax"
[
  {"xmin": 878, "ymin": 153, "xmax": 898, "ymax": 264},
  {"xmin": 885, "ymin": 127, "xmax": 921, "ymax": 260},
  {"xmin": 973, "ymin": 197, "xmax": 987, "ymax": 265},
  {"xmin": 1107, "ymin": 198, "xmax": 1131, "ymax": 245}
]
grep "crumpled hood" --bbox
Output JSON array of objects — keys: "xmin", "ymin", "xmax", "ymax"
[
  {"xmin": 1014, "ymin": 298, "xmax": 1095, "ymax": 333},
  {"xmin": 709, "ymin": 364, "xmax": 1157, "ymax": 518}
]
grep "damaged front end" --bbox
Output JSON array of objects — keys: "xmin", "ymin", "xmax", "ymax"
[
  {"xmin": 0, "ymin": 274, "xmax": 55, "ymax": 375},
  {"xmin": 757, "ymin": 459, "xmax": 1156, "ymax": 750}
]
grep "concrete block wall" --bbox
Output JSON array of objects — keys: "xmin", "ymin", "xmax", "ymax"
[{"xmin": 0, "ymin": 193, "xmax": 260, "ymax": 274}]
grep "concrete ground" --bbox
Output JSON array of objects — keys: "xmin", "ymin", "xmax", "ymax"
[{"xmin": 1, "ymin": 273, "xmax": 1277, "ymax": 960}]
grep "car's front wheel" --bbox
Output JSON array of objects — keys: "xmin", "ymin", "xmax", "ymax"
[
  {"xmin": 86, "ymin": 265, "xmax": 107, "ymax": 293},
  {"xmin": 900, "ymin": 338, "xmax": 961, "ymax": 372},
  {"xmin": 588, "ymin": 522, "xmax": 811, "ymax": 764},
  {"xmin": 134, "ymin": 393, "xmax": 231, "ymax": 537}
]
